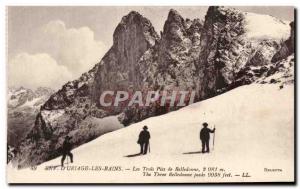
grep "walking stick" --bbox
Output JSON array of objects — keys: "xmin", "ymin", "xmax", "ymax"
[
  {"xmin": 213, "ymin": 125, "xmax": 215, "ymax": 150},
  {"xmin": 149, "ymin": 142, "xmax": 151, "ymax": 153}
]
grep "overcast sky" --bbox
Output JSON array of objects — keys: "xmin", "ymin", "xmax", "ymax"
[{"xmin": 7, "ymin": 6, "xmax": 294, "ymax": 89}]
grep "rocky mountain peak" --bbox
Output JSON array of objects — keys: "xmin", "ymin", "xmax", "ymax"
[
  {"xmin": 92, "ymin": 11, "xmax": 160, "ymax": 105},
  {"xmin": 165, "ymin": 9, "xmax": 185, "ymax": 27},
  {"xmin": 116, "ymin": 10, "xmax": 143, "ymax": 27},
  {"xmin": 205, "ymin": 6, "xmax": 242, "ymax": 22},
  {"xmin": 161, "ymin": 9, "xmax": 186, "ymax": 42},
  {"xmin": 157, "ymin": 9, "xmax": 203, "ymax": 69},
  {"xmin": 202, "ymin": 6, "xmax": 246, "ymax": 43},
  {"xmin": 113, "ymin": 11, "xmax": 159, "ymax": 47}
]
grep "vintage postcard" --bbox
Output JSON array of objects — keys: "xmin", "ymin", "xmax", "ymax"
[{"xmin": 6, "ymin": 6, "xmax": 295, "ymax": 183}]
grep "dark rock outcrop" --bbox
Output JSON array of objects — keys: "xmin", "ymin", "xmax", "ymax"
[
  {"xmin": 271, "ymin": 21, "xmax": 295, "ymax": 63},
  {"xmin": 122, "ymin": 9, "xmax": 203, "ymax": 124},
  {"xmin": 197, "ymin": 6, "xmax": 248, "ymax": 98},
  {"xmin": 92, "ymin": 11, "xmax": 159, "ymax": 104}
]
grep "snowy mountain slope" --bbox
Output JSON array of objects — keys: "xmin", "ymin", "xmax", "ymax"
[
  {"xmin": 243, "ymin": 12, "xmax": 290, "ymax": 41},
  {"xmin": 8, "ymin": 83, "xmax": 294, "ymax": 183}
]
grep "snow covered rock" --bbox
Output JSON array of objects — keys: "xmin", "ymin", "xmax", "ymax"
[
  {"xmin": 272, "ymin": 21, "xmax": 295, "ymax": 63},
  {"xmin": 235, "ymin": 21, "xmax": 294, "ymax": 87},
  {"xmin": 7, "ymin": 87, "xmax": 54, "ymax": 148},
  {"xmin": 196, "ymin": 6, "xmax": 291, "ymax": 99}
]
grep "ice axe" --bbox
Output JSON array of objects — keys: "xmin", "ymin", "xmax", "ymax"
[{"xmin": 213, "ymin": 125, "xmax": 216, "ymax": 150}]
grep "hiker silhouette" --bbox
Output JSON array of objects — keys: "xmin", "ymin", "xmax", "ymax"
[
  {"xmin": 137, "ymin": 126, "xmax": 151, "ymax": 155},
  {"xmin": 61, "ymin": 136, "xmax": 73, "ymax": 167},
  {"xmin": 200, "ymin": 122, "xmax": 215, "ymax": 153}
]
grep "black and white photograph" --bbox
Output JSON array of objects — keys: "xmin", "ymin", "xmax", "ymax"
[{"xmin": 5, "ymin": 5, "xmax": 295, "ymax": 184}]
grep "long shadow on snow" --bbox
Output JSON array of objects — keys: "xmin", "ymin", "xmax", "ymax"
[
  {"xmin": 182, "ymin": 151, "xmax": 202, "ymax": 155},
  {"xmin": 124, "ymin": 153, "xmax": 142, "ymax": 158}
]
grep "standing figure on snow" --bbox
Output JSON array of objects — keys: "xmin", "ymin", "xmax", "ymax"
[
  {"xmin": 137, "ymin": 126, "xmax": 151, "ymax": 155},
  {"xmin": 61, "ymin": 136, "xmax": 73, "ymax": 167},
  {"xmin": 200, "ymin": 122, "xmax": 215, "ymax": 153}
]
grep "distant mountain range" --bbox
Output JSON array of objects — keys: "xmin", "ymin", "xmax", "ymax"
[{"xmin": 7, "ymin": 87, "xmax": 54, "ymax": 147}]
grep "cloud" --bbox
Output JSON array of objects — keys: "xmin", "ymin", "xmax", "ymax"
[
  {"xmin": 41, "ymin": 20, "xmax": 107, "ymax": 77},
  {"xmin": 8, "ymin": 53, "xmax": 73, "ymax": 89},
  {"xmin": 8, "ymin": 20, "xmax": 108, "ymax": 90}
]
